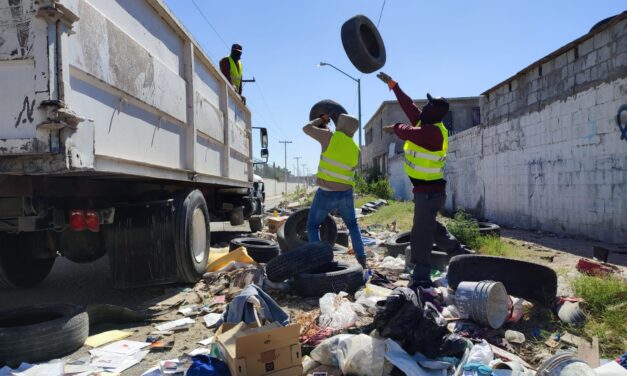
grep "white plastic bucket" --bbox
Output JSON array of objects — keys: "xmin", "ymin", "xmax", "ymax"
[
  {"xmin": 455, "ymin": 280, "xmax": 509, "ymax": 329},
  {"xmin": 536, "ymin": 352, "xmax": 596, "ymax": 375}
]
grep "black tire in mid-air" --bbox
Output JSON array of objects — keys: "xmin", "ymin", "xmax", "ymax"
[
  {"xmin": 309, "ymin": 99, "xmax": 348, "ymax": 125},
  {"xmin": 341, "ymin": 14, "xmax": 387, "ymax": 73}
]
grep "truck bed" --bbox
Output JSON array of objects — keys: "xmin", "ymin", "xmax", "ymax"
[{"xmin": 0, "ymin": 0, "xmax": 252, "ymax": 188}]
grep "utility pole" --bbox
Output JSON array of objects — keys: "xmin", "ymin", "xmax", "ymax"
[
  {"xmin": 294, "ymin": 156, "xmax": 302, "ymax": 190},
  {"xmin": 279, "ymin": 140, "xmax": 292, "ymax": 195}
]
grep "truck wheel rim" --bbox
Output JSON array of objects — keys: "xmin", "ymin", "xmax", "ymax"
[{"xmin": 191, "ymin": 208, "xmax": 207, "ymax": 263}]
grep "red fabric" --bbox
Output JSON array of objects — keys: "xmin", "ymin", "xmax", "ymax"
[{"xmin": 576, "ymin": 258, "xmax": 614, "ymax": 276}]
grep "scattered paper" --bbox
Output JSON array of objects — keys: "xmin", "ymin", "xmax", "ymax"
[
  {"xmin": 5, "ymin": 360, "xmax": 64, "ymax": 376},
  {"xmin": 198, "ymin": 336, "xmax": 214, "ymax": 346},
  {"xmin": 212, "ymin": 295, "xmax": 226, "ymax": 304},
  {"xmin": 96, "ymin": 340, "xmax": 150, "ymax": 355},
  {"xmin": 203, "ymin": 313, "xmax": 222, "ymax": 328},
  {"xmin": 189, "ymin": 348, "xmax": 211, "ymax": 356},
  {"xmin": 155, "ymin": 317, "xmax": 195, "ymax": 331},
  {"xmin": 85, "ymin": 330, "xmax": 133, "ymax": 347}
]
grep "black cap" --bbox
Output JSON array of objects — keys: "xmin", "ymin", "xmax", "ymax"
[{"xmin": 231, "ymin": 44, "xmax": 242, "ymax": 52}]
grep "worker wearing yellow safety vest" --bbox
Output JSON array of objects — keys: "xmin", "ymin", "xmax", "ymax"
[
  {"xmin": 303, "ymin": 113, "xmax": 367, "ymax": 270},
  {"xmin": 219, "ymin": 44, "xmax": 244, "ymax": 98},
  {"xmin": 377, "ymin": 72, "xmax": 472, "ymax": 290}
]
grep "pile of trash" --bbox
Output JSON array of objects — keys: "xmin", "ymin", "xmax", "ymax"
[{"xmin": 2, "ymin": 204, "xmax": 626, "ymax": 376}]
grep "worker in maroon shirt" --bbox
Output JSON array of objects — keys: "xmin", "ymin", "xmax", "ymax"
[
  {"xmin": 219, "ymin": 44, "xmax": 245, "ymax": 103},
  {"xmin": 377, "ymin": 72, "xmax": 471, "ymax": 289}
]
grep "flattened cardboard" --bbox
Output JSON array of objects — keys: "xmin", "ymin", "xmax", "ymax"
[{"xmin": 216, "ymin": 322, "xmax": 301, "ymax": 376}]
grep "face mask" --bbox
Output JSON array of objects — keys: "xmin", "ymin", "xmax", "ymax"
[{"xmin": 231, "ymin": 51, "xmax": 242, "ymax": 60}]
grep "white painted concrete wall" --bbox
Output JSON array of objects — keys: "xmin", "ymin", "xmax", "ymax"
[
  {"xmin": 445, "ymin": 78, "xmax": 627, "ymax": 243},
  {"xmin": 389, "ymin": 155, "xmax": 413, "ymax": 201},
  {"xmin": 263, "ymin": 178, "xmax": 302, "ymax": 198}
]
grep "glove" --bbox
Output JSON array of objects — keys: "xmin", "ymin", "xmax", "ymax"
[{"xmin": 377, "ymin": 72, "xmax": 397, "ymax": 90}]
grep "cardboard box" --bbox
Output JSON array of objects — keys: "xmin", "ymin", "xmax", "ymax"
[
  {"xmin": 216, "ymin": 322, "xmax": 302, "ymax": 376},
  {"xmin": 265, "ymin": 216, "xmax": 288, "ymax": 234}
]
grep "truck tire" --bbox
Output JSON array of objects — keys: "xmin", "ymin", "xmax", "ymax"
[
  {"xmin": 266, "ymin": 241, "xmax": 333, "ymax": 282},
  {"xmin": 0, "ymin": 233, "xmax": 55, "ymax": 289},
  {"xmin": 283, "ymin": 208, "xmax": 337, "ymax": 251},
  {"xmin": 478, "ymin": 222, "xmax": 501, "ymax": 237},
  {"xmin": 229, "ymin": 237, "xmax": 280, "ymax": 263},
  {"xmin": 0, "ymin": 304, "xmax": 88, "ymax": 366},
  {"xmin": 309, "ymin": 99, "xmax": 348, "ymax": 125},
  {"xmin": 341, "ymin": 15, "xmax": 386, "ymax": 73},
  {"xmin": 447, "ymin": 255, "xmax": 557, "ymax": 306},
  {"xmin": 293, "ymin": 262, "xmax": 364, "ymax": 297},
  {"xmin": 174, "ymin": 189, "xmax": 210, "ymax": 283},
  {"xmin": 385, "ymin": 231, "xmax": 411, "ymax": 257},
  {"xmin": 249, "ymin": 215, "xmax": 263, "ymax": 233}
]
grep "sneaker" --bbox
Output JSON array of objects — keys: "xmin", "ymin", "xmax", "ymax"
[{"xmin": 356, "ymin": 257, "xmax": 368, "ymax": 270}]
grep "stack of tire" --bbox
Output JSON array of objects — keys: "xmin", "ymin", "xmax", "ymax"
[{"xmin": 267, "ymin": 208, "xmax": 365, "ymax": 297}]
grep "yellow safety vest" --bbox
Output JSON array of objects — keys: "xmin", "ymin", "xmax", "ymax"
[
  {"xmin": 228, "ymin": 56, "xmax": 242, "ymax": 90},
  {"xmin": 317, "ymin": 132, "xmax": 360, "ymax": 187},
  {"xmin": 403, "ymin": 121, "xmax": 448, "ymax": 181}
]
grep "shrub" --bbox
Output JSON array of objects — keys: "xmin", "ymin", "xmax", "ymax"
[
  {"xmin": 447, "ymin": 208, "xmax": 482, "ymax": 249},
  {"xmin": 369, "ymin": 179, "xmax": 393, "ymax": 200}
]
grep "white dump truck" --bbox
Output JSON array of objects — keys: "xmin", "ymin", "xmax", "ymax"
[{"xmin": 0, "ymin": 0, "xmax": 268, "ymax": 288}]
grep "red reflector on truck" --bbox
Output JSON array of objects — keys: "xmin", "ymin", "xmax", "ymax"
[
  {"xmin": 69, "ymin": 210, "xmax": 86, "ymax": 231},
  {"xmin": 86, "ymin": 210, "xmax": 100, "ymax": 232}
]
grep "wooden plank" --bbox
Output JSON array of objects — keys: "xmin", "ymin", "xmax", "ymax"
[{"xmin": 578, "ymin": 336, "xmax": 600, "ymax": 368}]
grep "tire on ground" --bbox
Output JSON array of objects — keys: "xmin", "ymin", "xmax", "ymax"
[
  {"xmin": 173, "ymin": 189, "xmax": 210, "ymax": 283},
  {"xmin": 336, "ymin": 230, "xmax": 350, "ymax": 247},
  {"xmin": 341, "ymin": 15, "xmax": 386, "ymax": 73},
  {"xmin": 294, "ymin": 262, "xmax": 364, "ymax": 297},
  {"xmin": 229, "ymin": 237, "xmax": 280, "ymax": 263},
  {"xmin": 277, "ymin": 224, "xmax": 290, "ymax": 253},
  {"xmin": 405, "ymin": 246, "xmax": 449, "ymax": 272},
  {"xmin": 0, "ymin": 232, "xmax": 55, "ymax": 289},
  {"xmin": 283, "ymin": 208, "xmax": 337, "ymax": 251},
  {"xmin": 478, "ymin": 222, "xmax": 501, "ymax": 237},
  {"xmin": 447, "ymin": 254, "xmax": 557, "ymax": 306},
  {"xmin": 385, "ymin": 231, "xmax": 410, "ymax": 257},
  {"xmin": 249, "ymin": 215, "xmax": 264, "ymax": 233},
  {"xmin": 265, "ymin": 241, "xmax": 333, "ymax": 282},
  {"xmin": 0, "ymin": 304, "xmax": 88, "ymax": 366},
  {"xmin": 309, "ymin": 99, "xmax": 347, "ymax": 125}
]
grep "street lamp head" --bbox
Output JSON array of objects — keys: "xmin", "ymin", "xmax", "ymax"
[{"xmin": 318, "ymin": 62, "xmax": 328, "ymax": 67}]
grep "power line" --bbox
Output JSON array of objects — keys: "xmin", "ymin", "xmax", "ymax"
[
  {"xmin": 376, "ymin": 0, "xmax": 387, "ymax": 27},
  {"xmin": 190, "ymin": 0, "xmax": 229, "ymax": 50}
]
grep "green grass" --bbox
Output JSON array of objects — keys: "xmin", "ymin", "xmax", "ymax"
[
  {"xmin": 571, "ymin": 275, "xmax": 627, "ymax": 357},
  {"xmin": 359, "ymin": 200, "xmax": 414, "ymax": 231}
]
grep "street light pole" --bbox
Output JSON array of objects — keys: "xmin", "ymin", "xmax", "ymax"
[
  {"xmin": 318, "ymin": 62, "xmax": 362, "ymax": 169},
  {"xmin": 279, "ymin": 140, "xmax": 292, "ymax": 195}
]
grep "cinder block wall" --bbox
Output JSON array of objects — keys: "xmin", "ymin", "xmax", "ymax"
[{"xmin": 445, "ymin": 18, "xmax": 626, "ymax": 244}]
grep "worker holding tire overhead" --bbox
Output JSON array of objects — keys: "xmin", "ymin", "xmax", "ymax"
[
  {"xmin": 377, "ymin": 72, "xmax": 470, "ymax": 289},
  {"xmin": 303, "ymin": 114, "xmax": 368, "ymax": 270},
  {"xmin": 219, "ymin": 44, "xmax": 245, "ymax": 101}
]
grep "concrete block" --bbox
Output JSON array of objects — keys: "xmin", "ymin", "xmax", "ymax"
[
  {"xmin": 583, "ymin": 50, "xmax": 597, "ymax": 69},
  {"xmin": 554, "ymin": 51, "xmax": 569, "ymax": 70},
  {"xmin": 593, "ymin": 30, "xmax": 611, "ymax": 49},
  {"xmin": 595, "ymin": 82, "xmax": 613, "ymax": 105},
  {"xmin": 596, "ymin": 45, "xmax": 612, "ymax": 63}
]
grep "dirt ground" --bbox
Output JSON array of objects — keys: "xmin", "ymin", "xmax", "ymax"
[{"xmin": 1, "ymin": 224, "xmax": 625, "ymax": 375}]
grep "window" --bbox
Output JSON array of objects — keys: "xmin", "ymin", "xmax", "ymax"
[
  {"xmin": 472, "ymin": 107, "xmax": 481, "ymax": 126},
  {"xmin": 366, "ymin": 129, "xmax": 373, "ymax": 145}
]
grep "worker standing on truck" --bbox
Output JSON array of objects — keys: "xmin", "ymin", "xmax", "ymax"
[
  {"xmin": 219, "ymin": 44, "xmax": 244, "ymax": 99},
  {"xmin": 303, "ymin": 114, "xmax": 368, "ymax": 270},
  {"xmin": 377, "ymin": 72, "xmax": 471, "ymax": 289}
]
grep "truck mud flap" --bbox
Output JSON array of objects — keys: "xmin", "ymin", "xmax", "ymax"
[{"xmin": 106, "ymin": 201, "xmax": 177, "ymax": 289}]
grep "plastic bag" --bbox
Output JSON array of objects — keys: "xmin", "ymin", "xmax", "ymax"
[
  {"xmin": 311, "ymin": 334, "xmax": 393, "ymax": 376},
  {"xmin": 318, "ymin": 292, "xmax": 358, "ymax": 330},
  {"xmin": 380, "ymin": 256, "xmax": 405, "ymax": 270},
  {"xmin": 354, "ymin": 283, "xmax": 393, "ymax": 315},
  {"xmin": 462, "ymin": 340, "xmax": 493, "ymax": 376}
]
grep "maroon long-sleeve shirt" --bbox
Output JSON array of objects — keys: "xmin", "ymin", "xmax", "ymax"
[{"xmin": 391, "ymin": 84, "xmax": 446, "ymax": 193}]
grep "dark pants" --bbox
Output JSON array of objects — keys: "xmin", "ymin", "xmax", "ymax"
[{"xmin": 410, "ymin": 191, "xmax": 462, "ymax": 281}]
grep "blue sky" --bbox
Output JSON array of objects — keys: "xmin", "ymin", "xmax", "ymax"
[{"xmin": 163, "ymin": 0, "xmax": 625, "ymax": 175}]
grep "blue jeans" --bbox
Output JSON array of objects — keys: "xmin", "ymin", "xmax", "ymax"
[{"xmin": 307, "ymin": 189, "xmax": 366, "ymax": 259}]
